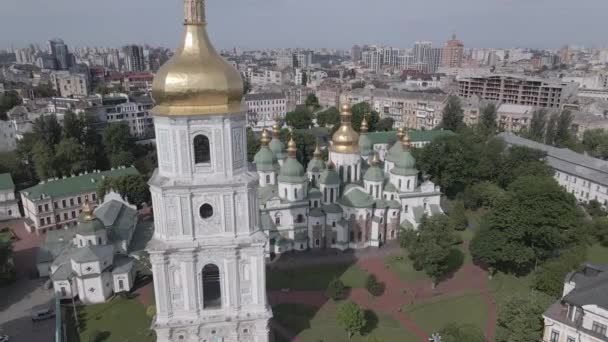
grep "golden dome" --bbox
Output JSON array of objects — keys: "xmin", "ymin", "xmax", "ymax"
[
  {"xmin": 260, "ymin": 128, "xmax": 270, "ymax": 146},
  {"xmin": 151, "ymin": 0, "xmax": 244, "ymax": 116},
  {"xmin": 402, "ymin": 131, "xmax": 412, "ymax": 149},
  {"xmin": 396, "ymin": 127, "xmax": 405, "ymax": 141},
  {"xmin": 287, "ymin": 135, "xmax": 297, "ymax": 157},
  {"xmin": 360, "ymin": 117, "xmax": 369, "ymax": 133},
  {"xmin": 272, "ymin": 124, "xmax": 280, "ymax": 137},
  {"xmin": 313, "ymin": 142, "xmax": 322, "ymax": 158},
  {"xmin": 331, "ymin": 103, "xmax": 360, "ymax": 154}
]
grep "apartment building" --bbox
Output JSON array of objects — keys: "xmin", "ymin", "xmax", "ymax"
[
  {"xmin": 20, "ymin": 167, "xmax": 139, "ymax": 234},
  {"xmin": 316, "ymin": 80, "xmax": 342, "ymax": 108},
  {"xmin": 0, "ymin": 174, "xmax": 19, "ymax": 219},
  {"xmin": 245, "ymin": 68, "xmax": 285, "ymax": 87},
  {"xmin": 50, "ymin": 71, "xmax": 89, "ymax": 98},
  {"xmin": 543, "ymin": 263, "xmax": 608, "ymax": 342},
  {"xmin": 345, "ymin": 88, "xmax": 448, "ymax": 130},
  {"xmin": 94, "ymin": 94, "xmax": 154, "ymax": 138},
  {"xmin": 457, "ymin": 74, "xmax": 578, "ymax": 108},
  {"xmin": 499, "ymin": 133, "xmax": 608, "ymax": 207},
  {"xmin": 441, "ymin": 34, "xmax": 464, "ymax": 68},
  {"xmin": 0, "ymin": 120, "xmax": 17, "ymax": 152},
  {"xmin": 244, "ymin": 93, "xmax": 287, "ymax": 130}
]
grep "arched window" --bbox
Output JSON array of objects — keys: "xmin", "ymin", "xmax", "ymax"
[
  {"xmin": 284, "ymin": 188, "xmax": 287, "ymax": 198},
  {"xmin": 296, "ymin": 214, "xmax": 304, "ymax": 223},
  {"xmin": 202, "ymin": 264, "xmax": 221, "ymax": 309},
  {"xmin": 354, "ymin": 165, "xmax": 358, "ymax": 181},
  {"xmin": 347, "ymin": 165, "xmax": 352, "ymax": 183},
  {"xmin": 324, "ymin": 188, "xmax": 328, "ymax": 202},
  {"xmin": 294, "ymin": 188, "xmax": 298, "ymax": 199},
  {"xmin": 399, "ymin": 179, "xmax": 402, "ymax": 189},
  {"xmin": 266, "ymin": 175, "xmax": 270, "ymax": 184},
  {"xmin": 275, "ymin": 215, "xmax": 281, "ymax": 225},
  {"xmin": 339, "ymin": 166, "xmax": 344, "ymax": 181},
  {"xmin": 407, "ymin": 179, "xmax": 411, "ymax": 189},
  {"xmin": 330, "ymin": 188, "xmax": 334, "ymax": 202},
  {"xmin": 193, "ymin": 135, "xmax": 211, "ymax": 164}
]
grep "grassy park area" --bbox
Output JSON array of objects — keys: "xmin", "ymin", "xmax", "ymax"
[{"xmin": 267, "ymin": 262, "xmax": 368, "ymax": 290}]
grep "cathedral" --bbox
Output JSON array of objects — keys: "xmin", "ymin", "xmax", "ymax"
[
  {"xmin": 146, "ymin": 0, "xmax": 272, "ymax": 341},
  {"xmin": 254, "ymin": 106, "xmax": 443, "ymax": 255}
]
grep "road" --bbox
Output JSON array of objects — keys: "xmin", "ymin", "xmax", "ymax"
[{"xmin": 0, "ymin": 219, "xmax": 55, "ymax": 341}]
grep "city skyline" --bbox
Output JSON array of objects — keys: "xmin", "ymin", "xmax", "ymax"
[{"xmin": 2, "ymin": 0, "xmax": 608, "ymax": 50}]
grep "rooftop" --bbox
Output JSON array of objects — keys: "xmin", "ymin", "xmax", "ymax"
[
  {"xmin": 244, "ymin": 93, "xmax": 286, "ymax": 101},
  {"xmin": 21, "ymin": 167, "xmax": 139, "ymax": 201},
  {"xmin": 0, "ymin": 173, "xmax": 14, "ymax": 191}
]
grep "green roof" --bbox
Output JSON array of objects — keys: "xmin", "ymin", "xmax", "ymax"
[
  {"xmin": 278, "ymin": 158, "xmax": 306, "ymax": 183},
  {"xmin": 254, "ymin": 146, "xmax": 278, "ymax": 172},
  {"xmin": 21, "ymin": 167, "xmax": 139, "ymax": 201},
  {"xmin": 338, "ymin": 188, "xmax": 375, "ymax": 208},
  {"xmin": 269, "ymin": 138, "xmax": 287, "ymax": 160},
  {"xmin": 367, "ymin": 129, "xmax": 455, "ymax": 145},
  {"xmin": 390, "ymin": 167, "xmax": 419, "ymax": 176},
  {"xmin": 308, "ymin": 188, "xmax": 322, "ymax": 199},
  {"xmin": 76, "ymin": 216, "xmax": 106, "ymax": 235},
  {"xmin": 0, "ymin": 173, "xmax": 14, "ymax": 190},
  {"xmin": 323, "ymin": 203, "xmax": 343, "ymax": 214},
  {"xmin": 383, "ymin": 180, "xmax": 397, "ymax": 192},
  {"xmin": 309, "ymin": 208, "xmax": 325, "ymax": 217},
  {"xmin": 359, "ymin": 134, "xmax": 373, "ymax": 156},
  {"xmin": 388, "ymin": 200, "xmax": 401, "ymax": 209},
  {"xmin": 307, "ymin": 158, "xmax": 326, "ymax": 172},
  {"xmin": 364, "ymin": 165, "xmax": 384, "ymax": 182},
  {"xmin": 319, "ymin": 168, "xmax": 340, "ymax": 185}
]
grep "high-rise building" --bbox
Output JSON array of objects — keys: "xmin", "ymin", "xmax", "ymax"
[
  {"xmin": 413, "ymin": 41, "xmax": 432, "ymax": 65},
  {"xmin": 441, "ymin": 34, "xmax": 464, "ymax": 68},
  {"xmin": 428, "ymin": 48, "xmax": 443, "ymax": 73},
  {"xmin": 147, "ymin": 0, "xmax": 272, "ymax": 341},
  {"xmin": 48, "ymin": 38, "xmax": 70, "ymax": 70},
  {"xmin": 123, "ymin": 45, "xmax": 146, "ymax": 72},
  {"xmin": 352, "ymin": 45, "xmax": 362, "ymax": 62}
]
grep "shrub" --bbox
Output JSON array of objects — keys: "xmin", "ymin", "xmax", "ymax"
[
  {"xmin": 146, "ymin": 305, "xmax": 157, "ymax": 319},
  {"xmin": 365, "ymin": 274, "xmax": 383, "ymax": 297},
  {"xmin": 326, "ymin": 277, "xmax": 346, "ymax": 300}
]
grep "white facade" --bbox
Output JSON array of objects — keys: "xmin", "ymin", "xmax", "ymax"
[
  {"xmin": 0, "ymin": 174, "xmax": 19, "ymax": 219},
  {"xmin": 0, "ymin": 120, "xmax": 17, "ymax": 152},
  {"xmin": 98, "ymin": 95, "xmax": 154, "ymax": 138},
  {"xmin": 50, "ymin": 71, "xmax": 89, "ymax": 98},
  {"xmin": 244, "ymin": 93, "xmax": 287, "ymax": 130},
  {"xmin": 147, "ymin": 111, "xmax": 272, "ymax": 342}
]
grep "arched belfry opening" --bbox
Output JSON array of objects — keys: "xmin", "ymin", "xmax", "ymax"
[
  {"xmin": 194, "ymin": 135, "xmax": 210, "ymax": 164},
  {"xmin": 202, "ymin": 264, "xmax": 221, "ymax": 308}
]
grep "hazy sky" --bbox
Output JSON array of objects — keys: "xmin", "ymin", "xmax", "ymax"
[{"xmin": 1, "ymin": 0, "xmax": 607, "ymax": 50}]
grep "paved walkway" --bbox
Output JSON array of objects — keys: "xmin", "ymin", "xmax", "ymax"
[{"xmin": 269, "ymin": 249, "xmax": 497, "ymax": 342}]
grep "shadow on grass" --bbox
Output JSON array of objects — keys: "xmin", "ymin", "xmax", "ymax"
[{"xmin": 361, "ymin": 309, "xmax": 379, "ymax": 336}]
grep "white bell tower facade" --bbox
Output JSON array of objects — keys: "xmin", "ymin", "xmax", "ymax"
[{"xmin": 146, "ymin": 0, "xmax": 272, "ymax": 341}]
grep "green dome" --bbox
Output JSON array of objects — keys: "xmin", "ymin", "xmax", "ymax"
[
  {"xmin": 319, "ymin": 167, "xmax": 340, "ymax": 186},
  {"xmin": 394, "ymin": 149, "xmax": 416, "ymax": 170},
  {"xmin": 254, "ymin": 146, "xmax": 277, "ymax": 172},
  {"xmin": 359, "ymin": 134, "xmax": 373, "ymax": 156},
  {"xmin": 278, "ymin": 158, "xmax": 306, "ymax": 183},
  {"xmin": 385, "ymin": 142, "xmax": 402, "ymax": 162},
  {"xmin": 364, "ymin": 165, "xmax": 384, "ymax": 182},
  {"xmin": 269, "ymin": 138, "xmax": 287, "ymax": 160},
  {"xmin": 307, "ymin": 158, "xmax": 326, "ymax": 173},
  {"xmin": 76, "ymin": 215, "xmax": 105, "ymax": 235}
]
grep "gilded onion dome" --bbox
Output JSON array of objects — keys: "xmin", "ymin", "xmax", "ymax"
[
  {"xmin": 358, "ymin": 116, "xmax": 373, "ymax": 156},
  {"xmin": 307, "ymin": 143, "xmax": 326, "ymax": 173},
  {"xmin": 386, "ymin": 127, "xmax": 406, "ymax": 162},
  {"xmin": 269, "ymin": 124, "xmax": 287, "ymax": 160},
  {"xmin": 393, "ymin": 133, "xmax": 417, "ymax": 171},
  {"xmin": 151, "ymin": 0, "xmax": 244, "ymax": 116},
  {"xmin": 76, "ymin": 201, "xmax": 105, "ymax": 235},
  {"xmin": 278, "ymin": 136, "xmax": 305, "ymax": 183},
  {"xmin": 254, "ymin": 129, "xmax": 277, "ymax": 172},
  {"xmin": 331, "ymin": 103, "xmax": 360, "ymax": 154},
  {"xmin": 364, "ymin": 153, "xmax": 384, "ymax": 182}
]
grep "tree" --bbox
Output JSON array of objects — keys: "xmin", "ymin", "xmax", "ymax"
[
  {"xmin": 246, "ymin": 128, "xmax": 260, "ymax": 162},
  {"xmin": 440, "ymin": 96, "xmax": 464, "ymax": 131},
  {"xmin": 533, "ymin": 245, "xmax": 587, "ymax": 298},
  {"xmin": 582, "ymin": 129, "xmax": 608, "ymax": 159},
  {"xmin": 326, "ymin": 277, "xmax": 346, "ymax": 300},
  {"xmin": 109, "ymin": 150, "xmax": 135, "ymax": 168},
  {"xmin": 351, "ymin": 102, "xmax": 380, "ymax": 132},
  {"xmin": 336, "ymin": 302, "xmax": 366, "ymax": 340},
  {"xmin": 365, "ymin": 274, "xmax": 383, "ymax": 296},
  {"xmin": 33, "ymin": 83, "xmax": 57, "ymax": 98},
  {"xmin": 408, "ymin": 215, "xmax": 460, "ymax": 286},
  {"xmin": 439, "ymin": 323, "xmax": 485, "ymax": 342},
  {"xmin": 103, "ymin": 122, "xmax": 133, "ymax": 155},
  {"xmin": 376, "ymin": 118, "xmax": 394, "ymax": 132},
  {"xmin": 63, "ymin": 111, "xmax": 83, "ymax": 141},
  {"xmin": 479, "ymin": 103, "xmax": 497, "ymax": 134},
  {"xmin": 589, "ymin": 217, "xmax": 608, "ymax": 247},
  {"xmin": 33, "ymin": 115, "xmax": 62, "ymax": 147},
  {"xmin": 544, "ymin": 113, "xmax": 558, "ymax": 146},
  {"xmin": 0, "ymin": 241, "xmax": 15, "ymax": 285},
  {"xmin": 554, "ymin": 110, "xmax": 573, "ymax": 147},
  {"xmin": 471, "ymin": 176, "xmax": 583, "ymax": 274},
  {"xmin": 97, "ymin": 174, "xmax": 151, "ymax": 206},
  {"xmin": 54, "ymin": 137, "xmax": 91, "ymax": 176},
  {"xmin": 305, "ymin": 94, "xmax": 320, "ymax": 111},
  {"xmin": 285, "ymin": 107, "xmax": 313, "ymax": 129},
  {"xmin": 527, "ymin": 108, "xmax": 547, "ymax": 142},
  {"xmin": 495, "ymin": 292, "xmax": 552, "ymax": 342},
  {"xmin": 316, "ymin": 107, "xmax": 340, "ymax": 128},
  {"xmin": 0, "ymin": 90, "xmax": 22, "ymax": 119},
  {"xmin": 32, "ymin": 141, "xmax": 56, "ymax": 180},
  {"xmin": 463, "ymin": 181, "xmax": 506, "ymax": 209},
  {"xmin": 449, "ymin": 200, "xmax": 468, "ymax": 231},
  {"xmin": 585, "ymin": 199, "xmax": 607, "ymax": 219}
]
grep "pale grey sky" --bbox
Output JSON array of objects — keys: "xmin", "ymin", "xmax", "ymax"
[{"xmin": 1, "ymin": 0, "xmax": 607, "ymax": 49}]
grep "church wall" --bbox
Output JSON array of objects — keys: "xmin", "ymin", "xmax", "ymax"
[
  {"xmin": 53, "ymin": 280, "xmax": 75, "ymax": 299},
  {"xmin": 79, "ymin": 272, "xmax": 113, "ymax": 304}
]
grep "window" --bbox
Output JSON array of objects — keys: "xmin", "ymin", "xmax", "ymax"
[
  {"xmin": 332, "ymin": 221, "xmax": 336, "ymax": 227},
  {"xmin": 44, "ymin": 203, "xmax": 49, "ymax": 211},
  {"xmin": 70, "ymin": 198, "xmax": 74, "ymax": 206},
  {"xmin": 98, "ymin": 237, "xmax": 102, "ymax": 245},
  {"xmin": 550, "ymin": 330, "xmax": 559, "ymax": 342},
  {"xmin": 592, "ymin": 321, "xmax": 607, "ymax": 335},
  {"xmin": 92, "ymin": 193, "xmax": 96, "ymax": 201},
  {"xmin": 62, "ymin": 200, "xmax": 66, "ymax": 207},
  {"xmin": 294, "ymin": 188, "xmax": 298, "ymax": 199},
  {"xmin": 202, "ymin": 264, "xmax": 221, "ymax": 309},
  {"xmin": 266, "ymin": 175, "xmax": 270, "ymax": 183},
  {"xmin": 330, "ymin": 188, "xmax": 334, "ymax": 202},
  {"xmin": 566, "ymin": 337, "xmax": 575, "ymax": 342},
  {"xmin": 194, "ymin": 135, "xmax": 211, "ymax": 164},
  {"xmin": 7, "ymin": 210, "xmax": 11, "ymax": 216},
  {"xmin": 296, "ymin": 214, "xmax": 304, "ymax": 223},
  {"xmin": 39, "ymin": 218, "xmax": 44, "ymax": 226},
  {"xmin": 357, "ymin": 231, "xmax": 362, "ymax": 241},
  {"xmin": 38, "ymin": 205, "xmax": 42, "ymax": 213},
  {"xmin": 199, "ymin": 204, "xmax": 213, "ymax": 219},
  {"xmin": 54, "ymin": 202, "xmax": 58, "ymax": 209},
  {"xmin": 55, "ymin": 215, "xmax": 60, "ymax": 223},
  {"xmin": 77, "ymin": 197, "xmax": 82, "ymax": 204},
  {"xmin": 315, "ymin": 239, "xmax": 320, "ymax": 246},
  {"xmin": 60, "ymin": 287, "xmax": 67, "ymax": 297},
  {"xmin": 64, "ymin": 213, "xmax": 68, "ymax": 220},
  {"xmin": 72, "ymin": 211, "xmax": 76, "ymax": 218},
  {"xmin": 275, "ymin": 216, "xmax": 281, "ymax": 225}
]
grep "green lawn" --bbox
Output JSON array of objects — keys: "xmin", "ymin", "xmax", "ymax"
[
  {"xmin": 273, "ymin": 303, "xmax": 418, "ymax": 342},
  {"xmin": 402, "ymin": 291, "xmax": 488, "ymax": 335},
  {"xmin": 267, "ymin": 263, "xmax": 368, "ymax": 291},
  {"xmin": 76, "ymin": 297, "xmax": 154, "ymax": 342},
  {"xmin": 487, "ymin": 272, "xmax": 533, "ymax": 305},
  {"xmin": 0, "ymin": 231, "xmax": 12, "ymax": 243},
  {"xmin": 587, "ymin": 243, "xmax": 608, "ymax": 264},
  {"xmin": 384, "ymin": 254, "xmax": 428, "ymax": 282},
  {"xmin": 457, "ymin": 228, "xmax": 475, "ymax": 242}
]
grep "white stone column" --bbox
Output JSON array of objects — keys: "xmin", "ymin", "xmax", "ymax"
[
  {"xmin": 255, "ymin": 252, "xmax": 266, "ymax": 307},
  {"xmin": 150, "ymin": 253, "xmax": 171, "ymax": 320},
  {"xmin": 180, "ymin": 251, "xmax": 198, "ymax": 314}
]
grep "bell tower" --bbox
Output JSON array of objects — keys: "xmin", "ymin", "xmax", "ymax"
[{"xmin": 146, "ymin": 0, "xmax": 272, "ymax": 340}]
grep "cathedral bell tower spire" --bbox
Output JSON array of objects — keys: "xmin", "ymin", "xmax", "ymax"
[{"xmin": 184, "ymin": 0, "xmax": 206, "ymax": 25}]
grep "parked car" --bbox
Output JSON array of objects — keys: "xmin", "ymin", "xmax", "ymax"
[
  {"xmin": 0, "ymin": 334, "xmax": 9, "ymax": 342},
  {"xmin": 31, "ymin": 307, "xmax": 54, "ymax": 322}
]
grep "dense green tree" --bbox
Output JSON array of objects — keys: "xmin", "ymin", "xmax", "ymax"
[
  {"xmin": 326, "ymin": 277, "xmax": 346, "ymax": 300},
  {"xmin": 589, "ymin": 217, "xmax": 608, "ymax": 246},
  {"xmin": 495, "ymin": 292, "xmax": 552, "ymax": 342},
  {"xmin": 449, "ymin": 200, "xmax": 468, "ymax": 231},
  {"xmin": 554, "ymin": 110, "xmax": 574, "ymax": 147},
  {"xmin": 365, "ymin": 274, "xmax": 383, "ymax": 296},
  {"xmin": 495, "ymin": 146, "xmax": 551, "ymax": 188},
  {"xmin": 103, "ymin": 122, "xmax": 133, "ymax": 155},
  {"xmin": 533, "ymin": 245, "xmax": 587, "ymax": 298},
  {"xmin": 54, "ymin": 138, "xmax": 91, "ymax": 176},
  {"xmin": 33, "ymin": 115, "xmax": 62, "ymax": 147},
  {"xmin": 109, "ymin": 150, "xmax": 135, "ymax": 168},
  {"xmin": 0, "ymin": 90, "xmax": 22, "ymax": 119},
  {"xmin": 285, "ymin": 107, "xmax": 313, "ymax": 129},
  {"xmin": 479, "ymin": 103, "xmax": 497, "ymax": 134},
  {"xmin": 316, "ymin": 107, "xmax": 340, "ymax": 127},
  {"xmin": 33, "ymin": 83, "xmax": 57, "ymax": 98},
  {"xmin": 246, "ymin": 127, "xmax": 260, "ymax": 162},
  {"xmin": 582, "ymin": 129, "xmax": 608, "ymax": 159},
  {"xmin": 527, "ymin": 108, "xmax": 547, "ymax": 142},
  {"xmin": 439, "ymin": 323, "xmax": 485, "ymax": 342},
  {"xmin": 408, "ymin": 215, "xmax": 460, "ymax": 286},
  {"xmin": 97, "ymin": 174, "xmax": 151, "ymax": 206},
  {"xmin": 440, "ymin": 96, "xmax": 464, "ymax": 131},
  {"xmin": 471, "ymin": 176, "xmax": 583, "ymax": 274},
  {"xmin": 336, "ymin": 302, "xmax": 366, "ymax": 340},
  {"xmin": 585, "ymin": 200, "xmax": 607, "ymax": 218},
  {"xmin": 463, "ymin": 181, "xmax": 506, "ymax": 209},
  {"xmin": 0, "ymin": 241, "xmax": 15, "ymax": 285},
  {"xmin": 32, "ymin": 141, "xmax": 55, "ymax": 180},
  {"xmin": 350, "ymin": 102, "xmax": 380, "ymax": 132},
  {"xmin": 544, "ymin": 113, "xmax": 558, "ymax": 146},
  {"xmin": 62, "ymin": 111, "xmax": 83, "ymax": 141},
  {"xmin": 305, "ymin": 94, "xmax": 320, "ymax": 111},
  {"xmin": 376, "ymin": 118, "xmax": 394, "ymax": 132},
  {"xmin": 0, "ymin": 152, "xmax": 29, "ymax": 186}
]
